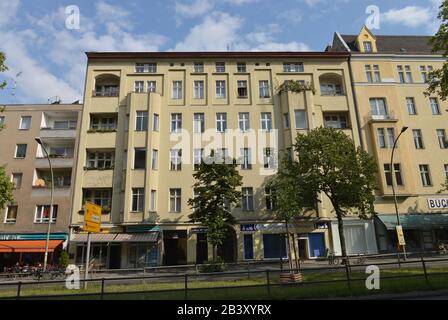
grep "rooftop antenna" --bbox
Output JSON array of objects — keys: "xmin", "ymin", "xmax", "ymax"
[
  {"xmin": 226, "ymin": 43, "xmax": 231, "ymax": 51},
  {"xmin": 48, "ymin": 96, "xmax": 61, "ymax": 104}
]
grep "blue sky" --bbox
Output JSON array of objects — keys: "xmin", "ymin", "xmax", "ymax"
[{"xmin": 0, "ymin": 0, "xmax": 442, "ymax": 104}]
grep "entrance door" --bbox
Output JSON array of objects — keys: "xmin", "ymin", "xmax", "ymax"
[
  {"xmin": 196, "ymin": 233, "xmax": 208, "ymax": 264},
  {"xmin": 163, "ymin": 230, "xmax": 187, "ymax": 265},
  {"xmin": 344, "ymin": 225, "xmax": 367, "ymax": 254},
  {"xmin": 297, "ymin": 238, "xmax": 308, "ymax": 259},
  {"xmin": 217, "ymin": 227, "xmax": 237, "ymax": 263},
  {"xmin": 308, "ymin": 233, "xmax": 326, "ymax": 258},
  {"xmin": 109, "ymin": 245, "xmax": 121, "ymax": 269}
]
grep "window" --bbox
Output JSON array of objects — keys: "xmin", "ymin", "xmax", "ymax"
[
  {"xmin": 384, "ymin": 164, "xmax": 403, "ymax": 186},
  {"xmin": 260, "ymin": 112, "xmax": 272, "ymax": 131},
  {"xmin": 216, "ymin": 113, "xmax": 227, "ymax": 132},
  {"xmin": 19, "ymin": 116, "xmax": 31, "ymax": 130},
  {"xmin": 194, "ymin": 62, "xmax": 204, "ymax": 73},
  {"xmin": 387, "ymin": 128, "xmax": 395, "ymax": 148},
  {"xmin": 363, "ymin": 41, "xmax": 372, "ymax": 52},
  {"xmin": 406, "ymin": 97, "xmax": 417, "ymax": 115},
  {"xmin": 151, "ymin": 149, "xmax": 158, "ymax": 170},
  {"xmin": 437, "ymin": 129, "xmax": 447, "ymax": 149},
  {"xmin": 193, "ymin": 148, "xmax": 203, "ymax": 171},
  {"xmin": 172, "ymin": 81, "xmax": 183, "ymax": 99},
  {"xmin": 90, "ymin": 117, "xmax": 116, "ymax": 130},
  {"xmin": 150, "ymin": 190, "xmax": 157, "ymax": 212},
  {"xmin": 238, "ymin": 112, "xmax": 250, "ymax": 132},
  {"xmin": 237, "ymin": 80, "xmax": 248, "ymax": 98},
  {"xmin": 0, "ymin": 116, "xmax": 5, "ymax": 127},
  {"xmin": 136, "ymin": 111, "xmax": 148, "ymax": 131},
  {"xmin": 397, "ymin": 66, "xmax": 405, "ymax": 83},
  {"xmin": 263, "ymin": 148, "xmax": 275, "ymax": 169},
  {"xmin": 4, "ymin": 205, "xmax": 18, "ymax": 223},
  {"xmin": 170, "ymin": 149, "xmax": 182, "ymax": 171},
  {"xmin": 215, "ymin": 62, "xmax": 225, "ymax": 73},
  {"xmin": 283, "ymin": 113, "xmax": 290, "ymax": 129},
  {"xmin": 134, "ymin": 148, "xmax": 146, "ymax": 169},
  {"xmin": 258, "ymin": 80, "xmax": 270, "ymax": 98},
  {"xmin": 153, "ymin": 114, "xmax": 159, "ymax": 131},
  {"xmin": 11, "ymin": 173, "xmax": 22, "ymax": 189},
  {"xmin": 420, "ymin": 66, "xmax": 433, "ymax": 83},
  {"xmin": 49, "ymin": 146, "xmax": 73, "ymax": 158},
  {"xmin": 171, "ymin": 113, "xmax": 182, "ymax": 133},
  {"xmin": 215, "ymin": 148, "xmax": 228, "ymax": 164},
  {"xmin": 134, "ymin": 81, "xmax": 144, "ymax": 93},
  {"xmin": 95, "ymin": 84, "xmax": 119, "ymax": 97},
  {"xmin": 445, "ymin": 164, "xmax": 448, "ymax": 179},
  {"xmin": 283, "ymin": 63, "xmax": 304, "ymax": 72},
  {"xmin": 216, "ymin": 80, "xmax": 226, "ymax": 99},
  {"xmin": 35, "ymin": 205, "xmax": 58, "ymax": 223},
  {"xmin": 87, "ymin": 151, "xmax": 114, "ymax": 169},
  {"xmin": 135, "ymin": 63, "xmax": 157, "ymax": 73},
  {"xmin": 169, "ymin": 188, "xmax": 181, "ymax": 212},
  {"xmin": 377, "ymin": 128, "xmax": 386, "ymax": 148},
  {"xmin": 419, "ymin": 164, "xmax": 432, "ymax": 186},
  {"xmin": 320, "ymin": 83, "xmax": 343, "ymax": 96},
  {"xmin": 15, "ymin": 144, "xmax": 27, "ymax": 158},
  {"xmin": 243, "ymin": 234, "xmax": 254, "ymax": 260},
  {"xmin": 131, "ymin": 188, "xmax": 144, "ymax": 212},
  {"xmin": 237, "ymin": 62, "xmax": 246, "ymax": 73},
  {"xmin": 430, "ymin": 98, "xmax": 441, "ymax": 115},
  {"xmin": 193, "ymin": 113, "xmax": 205, "ymax": 133},
  {"xmin": 83, "ymin": 189, "xmax": 111, "ymax": 210},
  {"xmin": 242, "ymin": 187, "xmax": 254, "ymax": 211},
  {"xmin": 193, "ymin": 81, "xmax": 204, "ymax": 99},
  {"xmin": 369, "ymin": 98, "xmax": 388, "ymax": 118},
  {"xmin": 324, "ymin": 114, "xmax": 348, "ymax": 129},
  {"xmin": 263, "ymin": 234, "xmax": 287, "ymax": 259},
  {"xmin": 147, "ymin": 81, "xmax": 156, "ymax": 93},
  {"xmin": 53, "ymin": 120, "xmax": 77, "ymax": 130},
  {"xmin": 265, "ymin": 187, "xmax": 275, "ymax": 211},
  {"xmin": 413, "ymin": 129, "xmax": 424, "ymax": 149},
  {"xmin": 365, "ymin": 65, "xmax": 381, "ymax": 83},
  {"xmin": 405, "ymin": 65, "xmax": 413, "ymax": 83},
  {"xmin": 294, "ymin": 110, "xmax": 308, "ymax": 129},
  {"xmin": 398, "ymin": 65, "xmax": 412, "ymax": 83},
  {"xmin": 240, "ymin": 148, "xmax": 252, "ymax": 170}
]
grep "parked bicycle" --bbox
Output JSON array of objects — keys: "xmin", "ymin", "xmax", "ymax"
[{"xmin": 327, "ymin": 250, "xmax": 340, "ymax": 265}]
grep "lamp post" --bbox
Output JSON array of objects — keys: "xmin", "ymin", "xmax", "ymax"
[
  {"xmin": 390, "ymin": 126, "xmax": 408, "ymax": 261},
  {"xmin": 35, "ymin": 137, "xmax": 54, "ymax": 271}
]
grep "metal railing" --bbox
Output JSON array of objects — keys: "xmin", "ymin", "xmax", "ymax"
[{"xmin": 0, "ymin": 255, "xmax": 447, "ymax": 300}]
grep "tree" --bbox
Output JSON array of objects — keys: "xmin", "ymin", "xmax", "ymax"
[
  {"xmin": 0, "ymin": 52, "xmax": 13, "ymax": 210},
  {"xmin": 188, "ymin": 154, "xmax": 243, "ymax": 261},
  {"xmin": 294, "ymin": 127, "xmax": 378, "ymax": 260},
  {"xmin": 426, "ymin": 0, "xmax": 448, "ymax": 100},
  {"xmin": 267, "ymin": 154, "xmax": 316, "ymax": 272}
]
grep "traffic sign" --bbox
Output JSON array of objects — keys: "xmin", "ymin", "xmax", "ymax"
[
  {"xmin": 83, "ymin": 202, "xmax": 102, "ymax": 233},
  {"xmin": 396, "ymin": 225, "xmax": 406, "ymax": 246}
]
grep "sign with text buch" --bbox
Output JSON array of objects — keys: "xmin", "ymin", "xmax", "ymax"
[{"xmin": 83, "ymin": 202, "xmax": 101, "ymax": 233}]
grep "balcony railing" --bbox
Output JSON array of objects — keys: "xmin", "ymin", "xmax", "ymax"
[
  {"xmin": 93, "ymin": 90, "xmax": 119, "ymax": 97},
  {"xmin": 368, "ymin": 111, "xmax": 397, "ymax": 121}
]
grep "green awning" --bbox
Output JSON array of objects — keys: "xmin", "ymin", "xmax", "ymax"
[{"xmin": 376, "ymin": 214, "xmax": 448, "ymax": 230}]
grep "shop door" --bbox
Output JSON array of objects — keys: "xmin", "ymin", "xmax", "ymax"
[
  {"xmin": 163, "ymin": 230, "xmax": 187, "ymax": 265},
  {"xmin": 344, "ymin": 225, "xmax": 367, "ymax": 255},
  {"xmin": 196, "ymin": 233, "xmax": 208, "ymax": 264},
  {"xmin": 308, "ymin": 233, "xmax": 326, "ymax": 258},
  {"xmin": 109, "ymin": 245, "xmax": 121, "ymax": 269},
  {"xmin": 297, "ymin": 238, "xmax": 308, "ymax": 259}
]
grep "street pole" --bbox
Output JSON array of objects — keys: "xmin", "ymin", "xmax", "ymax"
[
  {"xmin": 390, "ymin": 127, "xmax": 408, "ymax": 262},
  {"xmin": 84, "ymin": 232, "xmax": 91, "ymax": 289},
  {"xmin": 35, "ymin": 138, "xmax": 54, "ymax": 272}
]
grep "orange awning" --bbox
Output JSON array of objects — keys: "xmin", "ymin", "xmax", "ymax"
[{"xmin": 0, "ymin": 240, "xmax": 63, "ymax": 253}]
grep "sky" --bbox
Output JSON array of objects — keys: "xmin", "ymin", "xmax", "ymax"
[{"xmin": 0, "ymin": 0, "xmax": 443, "ymax": 104}]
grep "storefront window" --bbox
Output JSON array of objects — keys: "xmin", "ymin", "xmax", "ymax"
[
  {"xmin": 243, "ymin": 234, "xmax": 254, "ymax": 260},
  {"xmin": 129, "ymin": 243, "xmax": 157, "ymax": 267},
  {"xmin": 263, "ymin": 234, "xmax": 287, "ymax": 259}
]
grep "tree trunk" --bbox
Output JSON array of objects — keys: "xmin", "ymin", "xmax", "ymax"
[
  {"xmin": 285, "ymin": 222, "xmax": 293, "ymax": 272},
  {"xmin": 292, "ymin": 233, "xmax": 300, "ymax": 270},
  {"xmin": 212, "ymin": 245, "xmax": 217, "ymax": 262},
  {"xmin": 336, "ymin": 208, "xmax": 348, "ymax": 262}
]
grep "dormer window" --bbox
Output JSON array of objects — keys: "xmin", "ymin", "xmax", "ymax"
[{"xmin": 363, "ymin": 41, "xmax": 372, "ymax": 53}]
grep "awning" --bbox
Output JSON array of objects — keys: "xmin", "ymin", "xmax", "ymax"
[
  {"xmin": 376, "ymin": 214, "xmax": 448, "ymax": 230},
  {"xmin": 0, "ymin": 240, "xmax": 63, "ymax": 253},
  {"xmin": 71, "ymin": 232, "xmax": 159, "ymax": 243}
]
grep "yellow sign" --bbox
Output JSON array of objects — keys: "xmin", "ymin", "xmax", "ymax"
[
  {"xmin": 396, "ymin": 225, "xmax": 406, "ymax": 246},
  {"xmin": 83, "ymin": 202, "xmax": 102, "ymax": 233}
]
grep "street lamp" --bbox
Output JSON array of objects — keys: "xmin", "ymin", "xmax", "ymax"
[
  {"xmin": 35, "ymin": 137, "xmax": 54, "ymax": 271},
  {"xmin": 390, "ymin": 126, "xmax": 408, "ymax": 261}
]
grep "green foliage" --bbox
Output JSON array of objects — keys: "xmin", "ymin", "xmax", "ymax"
[
  {"xmin": 199, "ymin": 257, "xmax": 227, "ymax": 273},
  {"xmin": 277, "ymin": 80, "xmax": 316, "ymax": 95},
  {"xmin": 188, "ymin": 155, "xmax": 243, "ymax": 255},
  {"xmin": 58, "ymin": 251, "xmax": 70, "ymax": 269},
  {"xmin": 426, "ymin": 0, "xmax": 448, "ymax": 100},
  {"xmin": 0, "ymin": 52, "xmax": 7, "ymax": 90},
  {"xmin": 0, "ymin": 166, "xmax": 14, "ymax": 210}
]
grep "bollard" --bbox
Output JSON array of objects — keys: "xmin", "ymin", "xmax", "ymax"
[
  {"xmin": 184, "ymin": 274, "xmax": 188, "ymax": 300},
  {"xmin": 17, "ymin": 281, "xmax": 22, "ymax": 299},
  {"xmin": 345, "ymin": 263, "xmax": 352, "ymax": 294},
  {"xmin": 421, "ymin": 256, "xmax": 429, "ymax": 286},
  {"xmin": 101, "ymin": 278, "xmax": 105, "ymax": 300},
  {"xmin": 266, "ymin": 270, "xmax": 271, "ymax": 297}
]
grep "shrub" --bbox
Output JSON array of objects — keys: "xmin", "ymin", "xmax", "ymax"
[
  {"xmin": 59, "ymin": 251, "xmax": 69, "ymax": 269},
  {"xmin": 199, "ymin": 257, "xmax": 226, "ymax": 273}
]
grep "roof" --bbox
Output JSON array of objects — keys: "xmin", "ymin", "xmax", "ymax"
[
  {"xmin": 337, "ymin": 34, "xmax": 436, "ymax": 55},
  {"xmin": 86, "ymin": 51, "xmax": 350, "ymax": 60}
]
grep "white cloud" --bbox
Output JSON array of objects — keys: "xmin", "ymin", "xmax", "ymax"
[
  {"xmin": 0, "ymin": 0, "xmax": 20, "ymax": 27},
  {"xmin": 175, "ymin": 0, "xmax": 214, "ymax": 18},
  {"xmin": 382, "ymin": 6, "xmax": 432, "ymax": 28}
]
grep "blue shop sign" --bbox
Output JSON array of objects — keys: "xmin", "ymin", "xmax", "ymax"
[
  {"xmin": 240, "ymin": 224, "xmax": 258, "ymax": 232},
  {"xmin": 0, "ymin": 234, "xmax": 68, "ymax": 241}
]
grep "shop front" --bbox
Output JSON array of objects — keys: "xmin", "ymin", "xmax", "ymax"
[
  {"xmin": 330, "ymin": 218, "xmax": 378, "ymax": 256},
  {"xmin": 0, "ymin": 233, "xmax": 67, "ymax": 271},
  {"xmin": 375, "ymin": 213, "xmax": 448, "ymax": 253}
]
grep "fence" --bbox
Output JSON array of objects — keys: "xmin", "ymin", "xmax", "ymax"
[{"xmin": 1, "ymin": 256, "xmax": 448, "ymax": 300}]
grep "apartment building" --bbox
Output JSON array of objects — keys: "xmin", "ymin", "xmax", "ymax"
[
  {"xmin": 329, "ymin": 26, "xmax": 448, "ymax": 254},
  {"xmin": 0, "ymin": 103, "xmax": 82, "ymax": 269},
  {"xmin": 69, "ymin": 51, "xmax": 370, "ymax": 268}
]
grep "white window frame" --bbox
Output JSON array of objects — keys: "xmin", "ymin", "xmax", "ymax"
[
  {"xmin": 240, "ymin": 148, "xmax": 252, "ymax": 170},
  {"xmin": 169, "ymin": 188, "xmax": 182, "ymax": 212},
  {"xmin": 15, "ymin": 144, "xmax": 27, "ymax": 158},
  {"xmin": 147, "ymin": 81, "xmax": 156, "ymax": 93},
  {"xmin": 413, "ymin": 129, "xmax": 424, "ymax": 149},
  {"xmin": 193, "ymin": 81, "xmax": 204, "ymax": 99},
  {"xmin": 34, "ymin": 205, "xmax": 57, "ymax": 224},
  {"xmin": 259, "ymin": 80, "xmax": 270, "ymax": 98},
  {"xmin": 216, "ymin": 80, "xmax": 226, "ymax": 99},
  {"xmin": 151, "ymin": 149, "xmax": 158, "ymax": 170},
  {"xmin": 135, "ymin": 111, "xmax": 148, "ymax": 131},
  {"xmin": 437, "ymin": 129, "xmax": 447, "ymax": 149},
  {"xmin": 260, "ymin": 112, "xmax": 272, "ymax": 131},
  {"xmin": 193, "ymin": 113, "xmax": 205, "ymax": 133},
  {"xmin": 131, "ymin": 188, "xmax": 145, "ymax": 212},
  {"xmin": 171, "ymin": 113, "xmax": 182, "ymax": 133},
  {"xmin": 419, "ymin": 164, "xmax": 432, "ymax": 187},
  {"xmin": 134, "ymin": 81, "xmax": 144, "ymax": 93},
  {"xmin": 216, "ymin": 113, "xmax": 227, "ymax": 133},
  {"xmin": 238, "ymin": 112, "xmax": 250, "ymax": 132},
  {"xmin": 172, "ymin": 81, "xmax": 183, "ymax": 99},
  {"xmin": 153, "ymin": 114, "xmax": 159, "ymax": 132},
  {"xmin": 242, "ymin": 187, "xmax": 254, "ymax": 211},
  {"xmin": 215, "ymin": 62, "xmax": 225, "ymax": 73},
  {"xmin": 150, "ymin": 190, "xmax": 157, "ymax": 212},
  {"xmin": 19, "ymin": 116, "xmax": 31, "ymax": 130},
  {"xmin": 4, "ymin": 205, "xmax": 18, "ymax": 224},
  {"xmin": 430, "ymin": 98, "xmax": 441, "ymax": 115},
  {"xmin": 170, "ymin": 149, "xmax": 182, "ymax": 171}
]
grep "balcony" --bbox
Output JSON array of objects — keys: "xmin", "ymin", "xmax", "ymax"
[
  {"xmin": 367, "ymin": 111, "xmax": 398, "ymax": 123},
  {"xmin": 35, "ymin": 156, "xmax": 74, "ymax": 168},
  {"xmin": 40, "ymin": 128, "xmax": 77, "ymax": 139}
]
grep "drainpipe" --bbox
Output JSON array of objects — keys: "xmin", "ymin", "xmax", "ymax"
[{"xmin": 347, "ymin": 56, "xmax": 365, "ymax": 150}]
